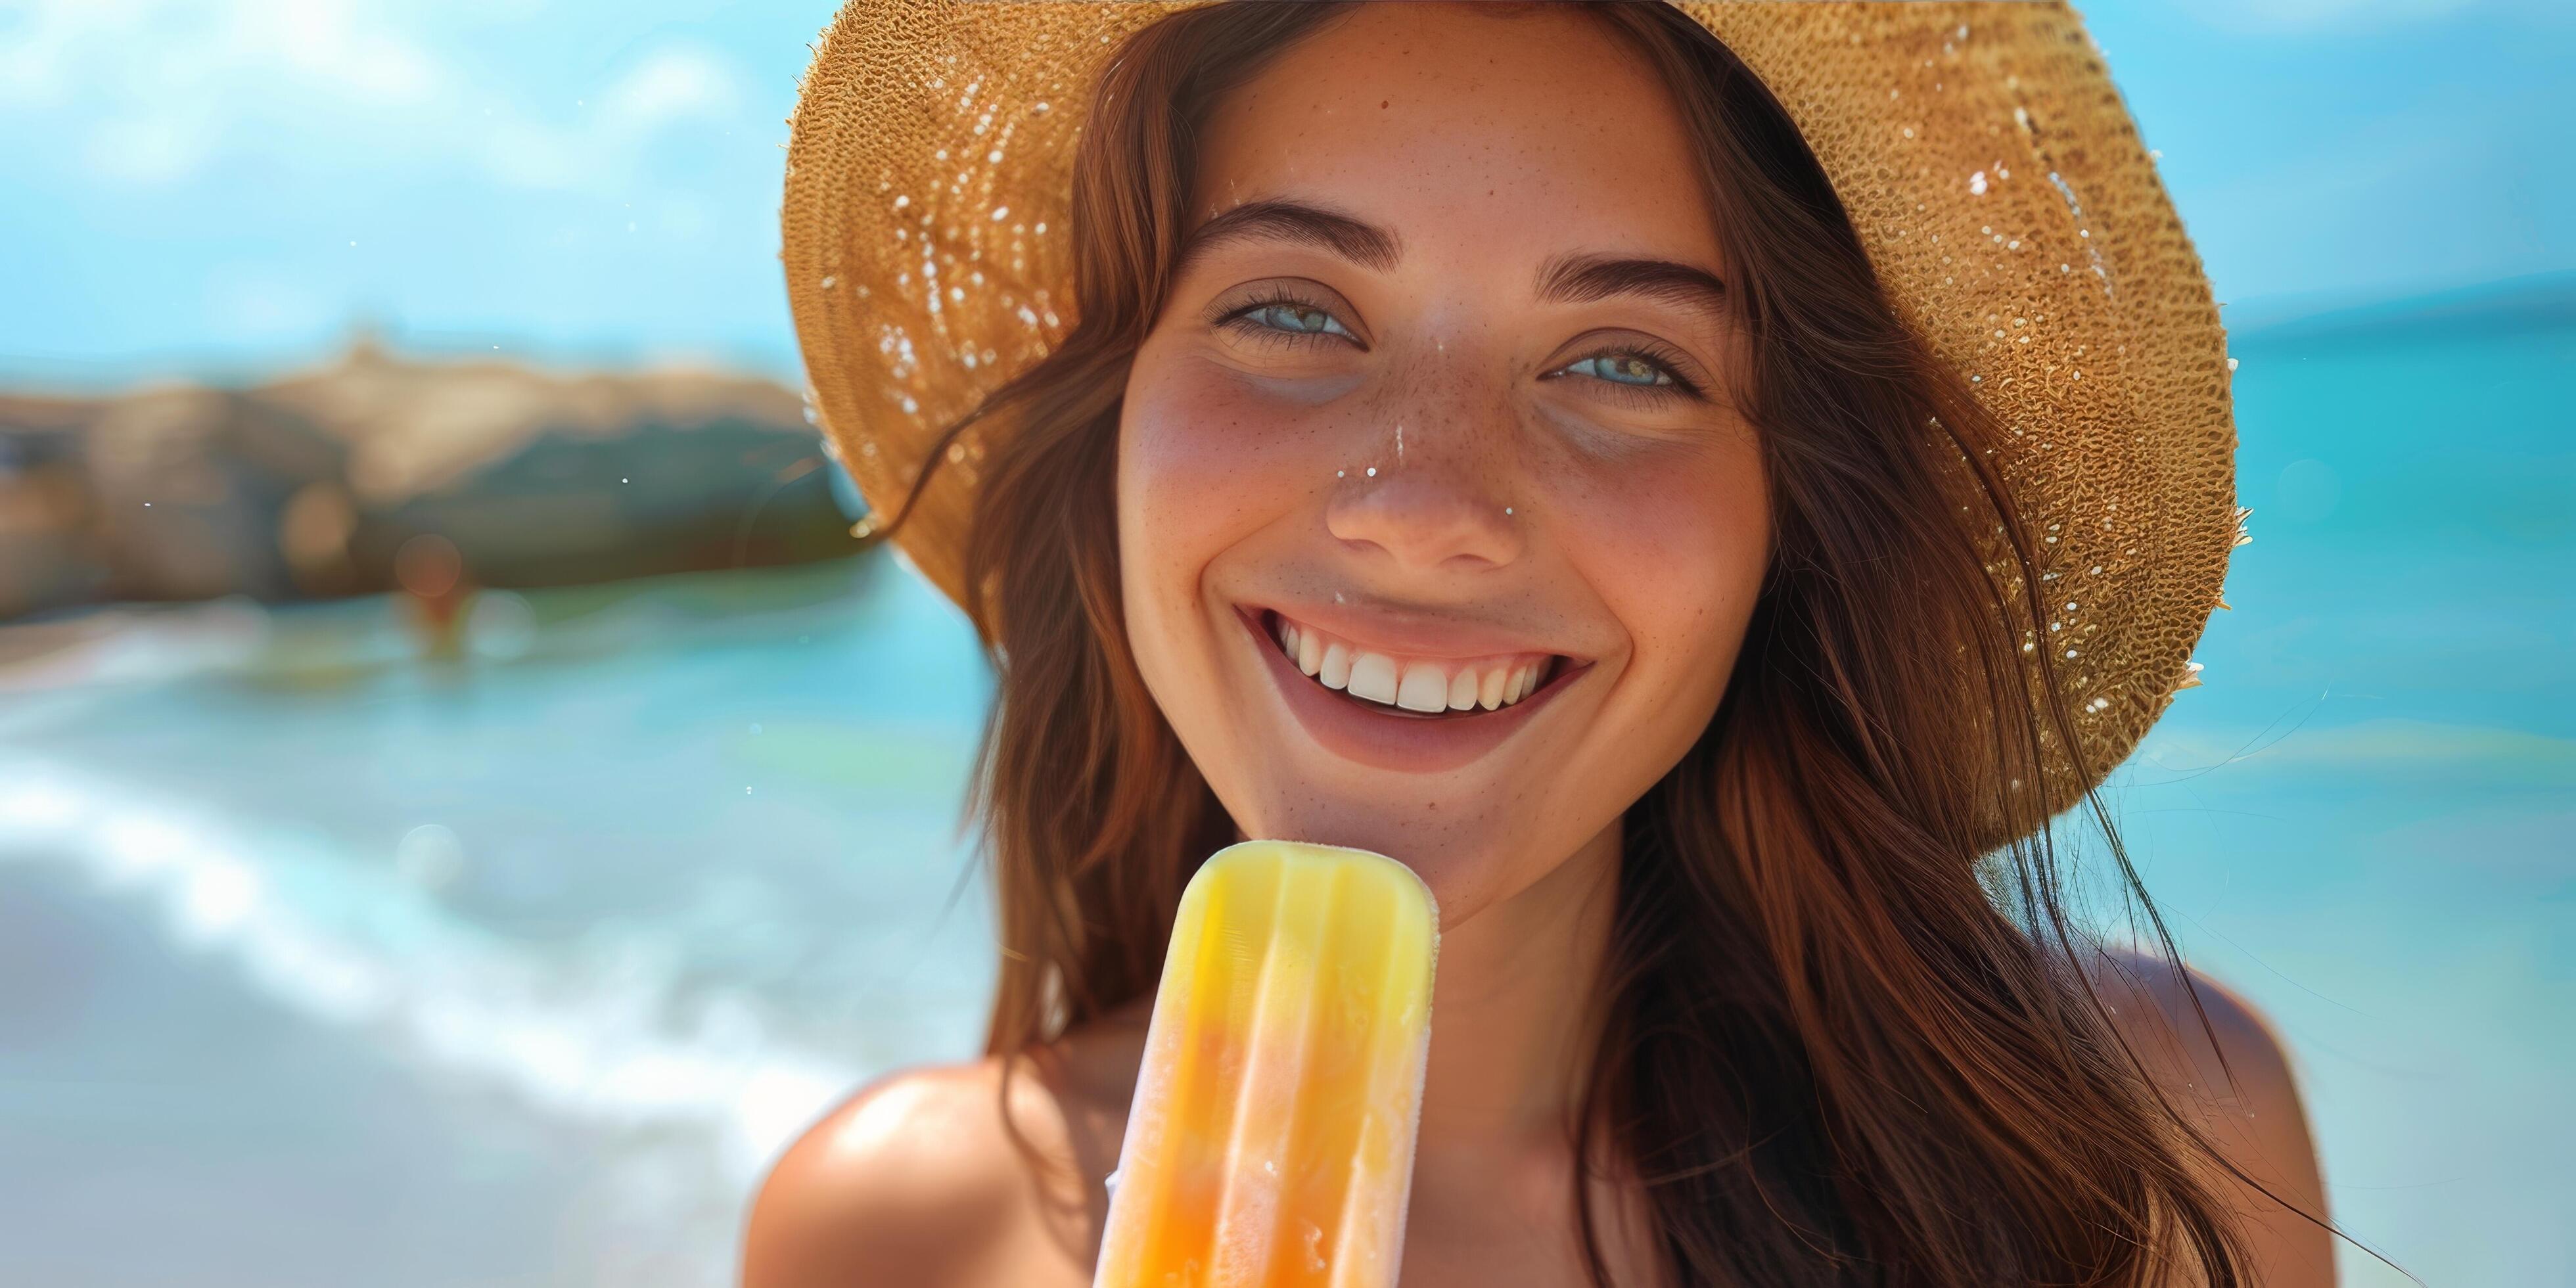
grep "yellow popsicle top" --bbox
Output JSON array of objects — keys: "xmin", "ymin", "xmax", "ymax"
[{"xmin": 1092, "ymin": 840, "xmax": 1439, "ymax": 1288}]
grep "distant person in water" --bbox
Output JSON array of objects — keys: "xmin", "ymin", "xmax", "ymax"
[{"xmin": 394, "ymin": 534, "xmax": 472, "ymax": 662}]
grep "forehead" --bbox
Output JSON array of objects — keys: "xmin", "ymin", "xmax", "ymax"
[{"xmin": 1191, "ymin": 3, "xmax": 1721, "ymax": 270}]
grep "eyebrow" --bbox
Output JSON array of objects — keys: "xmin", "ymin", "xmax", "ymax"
[
  {"xmin": 1532, "ymin": 250, "xmax": 1732, "ymax": 326},
  {"xmin": 1174, "ymin": 198, "xmax": 1404, "ymax": 279},
  {"xmin": 1173, "ymin": 197, "xmax": 1730, "ymax": 323}
]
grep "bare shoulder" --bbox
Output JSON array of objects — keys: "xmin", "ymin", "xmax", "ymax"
[
  {"xmin": 739, "ymin": 1009, "xmax": 1151, "ymax": 1288},
  {"xmin": 2088, "ymin": 946, "xmax": 2337, "ymax": 1287},
  {"xmin": 739, "ymin": 1058, "xmax": 1042, "ymax": 1288}
]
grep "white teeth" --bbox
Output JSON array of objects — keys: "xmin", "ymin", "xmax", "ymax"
[
  {"xmin": 1320, "ymin": 642, "xmax": 1352, "ymax": 690},
  {"xmin": 1346, "ymin": 652, "xmax": 1400, "ymax": 704},
  {"xmin": 1397, "ymin": 661, "xmax": 1451, "ymax": 712},
  {"xmin": 1270, "ymin": 613, "xmax": 1557, "ymax": 714},
  {"xmin": 1446, "ymin": 668, "xmax": 1479, "ymax": 711}
]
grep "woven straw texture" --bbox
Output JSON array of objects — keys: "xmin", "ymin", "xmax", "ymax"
[{"xmin": 779, "ymin": 1, "xmax": 2240, "ymax": 833}]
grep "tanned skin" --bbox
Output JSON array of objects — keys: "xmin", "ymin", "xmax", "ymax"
[{"xmin": 744, "ymin": 7, "xmax": 2331, "ymax": 1285}]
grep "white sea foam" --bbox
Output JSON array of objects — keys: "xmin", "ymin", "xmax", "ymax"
[
  {"xmin": 0, "ymin": 597, "xmax": 278, "ymax": 694},
  {"xmin": 0, "ymin": 757, "xmax": 862, "ymax": 1185}
]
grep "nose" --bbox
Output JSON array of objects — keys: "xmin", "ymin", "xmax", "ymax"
[{"xmin": 1323, "ymin": 416, "xmax": 1525, "ymax": 574}]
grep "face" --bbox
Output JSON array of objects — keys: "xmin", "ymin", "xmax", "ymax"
[{"xmin": 1118, "ymin": 3, "xmax": 1770, "ymax": 927}]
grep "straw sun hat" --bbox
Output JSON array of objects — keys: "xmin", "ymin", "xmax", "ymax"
[{"xmin": 779, "ymin": 1, "xmax": 2242, "ymax": 832}]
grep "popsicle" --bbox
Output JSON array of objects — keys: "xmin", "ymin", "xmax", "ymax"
[{"xmin": 1093, "ymin": 840, "xmax": 1440, "ymax": 1288}]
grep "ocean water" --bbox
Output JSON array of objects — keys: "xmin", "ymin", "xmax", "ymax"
[
  {"xmin": 2104, "ymin": 300, "xmax": 2573, "ymax": 1286},
  {"xmin": 0, "ymin": 563, "xmax": 995, "ymax": 1287},
  {"xmin": 1, "ymin": 301, "xmax": 2567, "ymax": 1286}
]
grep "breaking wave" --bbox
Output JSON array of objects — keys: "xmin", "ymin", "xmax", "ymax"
[{"xmin": 0, "ymin": 756, "xmax": 863, "ymax": 1187}]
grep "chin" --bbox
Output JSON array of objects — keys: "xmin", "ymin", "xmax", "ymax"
[{"xmin": 1214, "ymin": 771, "xmax": 1564, "ymax": 929}]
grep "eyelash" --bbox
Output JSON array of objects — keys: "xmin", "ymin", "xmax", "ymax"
[{"xmin": 1208, "ymin": 287, "xmax": 1707, "ymax": 405}]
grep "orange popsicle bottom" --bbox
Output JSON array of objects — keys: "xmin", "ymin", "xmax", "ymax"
[{"xmin": 1092, "ymin": 841, "xmax": 1439, "ymax": 1288}]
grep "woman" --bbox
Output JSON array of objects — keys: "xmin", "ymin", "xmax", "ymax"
[{"xmin": 748, "ymin": 3, "xmax": 2333, "ymax": 1284}]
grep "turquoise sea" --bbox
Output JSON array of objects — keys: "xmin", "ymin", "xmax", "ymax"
[{"xmin": 1, "ymin": 287, "xmax": 2568, "ymax": 1286}]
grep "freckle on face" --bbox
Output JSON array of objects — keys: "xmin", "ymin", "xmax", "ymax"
[{"xmin": 1115, "ymin": 2, "xmax": 1770, "ymax": 923}]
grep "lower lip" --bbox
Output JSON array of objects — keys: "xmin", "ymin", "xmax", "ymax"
[{"xmin": 1236, "ymin": 607, "xmax": 1578, "ymax": 775}]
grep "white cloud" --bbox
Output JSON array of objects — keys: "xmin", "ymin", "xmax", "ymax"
[
  {"xmin": 476, "ymin": 46, "xmax": 747, "ymax": 191},
  {"xmin": 0, "ymin": 0, "xmax": 752, "ymax": 190},
  {"xmin": 227, "ymin": 0, "xmax": 444, "ymax": 104},
  {"xmin": 0, "ymin": 0, "xmax": 143, "ymax": 109},
  {"xmin": 84, "ymin": 111, "xmax": 221, "ymax": 185},
  {"xmin": 599, "ymin": 47, "xmax": 743, "ymax": 135}
]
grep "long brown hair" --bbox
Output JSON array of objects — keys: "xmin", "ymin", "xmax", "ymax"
[{"xmin": 874, "ymin": 3, "xmax": 2259, "ymax": 1283}]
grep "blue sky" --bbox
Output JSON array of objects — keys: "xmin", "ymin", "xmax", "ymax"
[{"xmin": 2, "ymin": 0, "xmax": 2568, "ymax": 390}]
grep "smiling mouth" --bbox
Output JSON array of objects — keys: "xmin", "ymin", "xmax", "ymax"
[{"xmin": 1257, "ymin": 609, "xmax": 1567, "ymax": 718}]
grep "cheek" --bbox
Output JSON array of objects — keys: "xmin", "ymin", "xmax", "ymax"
[
  {"xmin": 1120, "ymin": 359, "xmax": 1333, "ymax": 596},
  {"xmin": 1552, "ymin": 436, "xmax": 1769, "ymax": 692}
]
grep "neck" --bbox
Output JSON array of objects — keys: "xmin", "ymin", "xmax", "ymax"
[{"xmin": 1415, "ymin": 820, "xmax": 1622, "ymax": 1154}]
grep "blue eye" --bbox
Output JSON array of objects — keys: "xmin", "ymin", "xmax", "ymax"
[
  {"xmin": 1563, "ymin": 354, "xmax": 1676, "ymax": 388},
  {"xmin": 1244, "ymin": 302, "xmax": 1350, "ymax": 338},
  {"xmin": 1552, "ymin": 346, "xmax": 1703, "ymax": 404}
]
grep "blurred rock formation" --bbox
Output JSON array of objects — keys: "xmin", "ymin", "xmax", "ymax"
[{"xmin": 0, "ymin": 338, "xmax": 868, "ymax": 620}]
